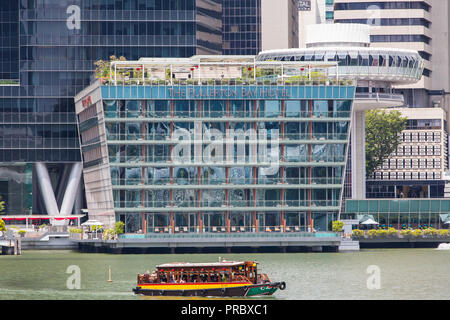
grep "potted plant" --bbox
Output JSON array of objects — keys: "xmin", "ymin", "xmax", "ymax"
[
  {"xmin": 332, "ymin": 220, "xmax": 344, "ymax": 233},
  {"xmin": 400, "ymin": 229, "xmax": 413, "ymax": 238},
  {"xmin": 423, "ymin": 227, "xmax": 438, "ymax": 237},
  {"xmin": 367, "ymin": 229, "xmax": 377, "ymax": 238},
  {"xmin": 386, "ymin": 227, "xmax": 398, "ymax": 238},
  {"xmin": 375, "ymin": 229, "xmax": 387, "ymax": 238},
  {"xmin": 18, "ymin": 230, "xmax": 26, "ymax": 238},
  {"xmin": 412, "ymin": 229, "xmax": 423, "ymax": 238},
  {"xmin": 0, "ymin": 218, "xmax": 6, "ymax": 233},
  {"xmin": 439, "ymin": 229, "xmax": 450, "ymax": 237},
  {"xmin": 114, "ymin": 221, "xmax": 125, "ymax": 235},
  {"xmin": 352, "ymin": 229, "xmax": 364, "ymax": 238}
]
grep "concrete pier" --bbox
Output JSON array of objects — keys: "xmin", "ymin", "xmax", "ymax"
[
  {"xmin": 71, "ymin": 232, "xmax": 343, "ymax": 254},
  {"xmin": 0, "ymin": 238, "xmax": 21, "ymax": 255}
]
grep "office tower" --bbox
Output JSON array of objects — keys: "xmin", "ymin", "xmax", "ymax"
[
  {"xmin": 0, "ymin": 0, "xmax": 222, "ymax": 216},
  {"xmin": 222, "ymin": 0, "xmax": 262, "ymax": 55},
  {"xmin": 333, "ymin": 1, "xmax": 450, "ymax": 199},
  {"xmin": 261, "ymin": 0, "xmax": 299, "ymax": 51}
]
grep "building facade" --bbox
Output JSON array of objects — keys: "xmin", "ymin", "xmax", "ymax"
[
  {"xmin": 262, "ymin": 0, "xmax": 299, "ymax": 51},
  {"xmin": 333, "ymin": 0, "xmax": 450, "ymax": 119},
  {"xmin": 75, "ymin": 56, "xmax": 355, "ymax": 232},
  {"xmin": 367, "ymin": 107, "xmax": 449, "ymax": 199},
  {"xmin": 332, "ymin": 1, "xmax": 450, "ymax": 203},
  {"xmin": 222, "ymin": 0, "xmax": 262, "ymax": 55},
  {"xmin": 0, "ymin": 0, "xmax": 223, "ymax": 216}
]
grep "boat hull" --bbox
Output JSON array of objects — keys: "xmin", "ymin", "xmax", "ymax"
[
  {"xmin": 133, "ymin": 285, "xmax": 249, "ymax": 297},
  {"xmin": 133, "ymin": 282, "xmax": 285, "ymax": 297}
]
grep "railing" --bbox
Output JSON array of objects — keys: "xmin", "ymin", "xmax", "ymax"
[
  {"xmin": 112, "ymin": 200, "xmax": 341, "ymax": 208},
  {"xmin": 104, "ymin": 111, "xmax": 353, "ymax": 119},
  {"xmin": 110, "ymin": 177, "xmax": 343, "ymax": 186},
  {"xmin": 118, "ymin": 231, "xmax": 340, "ymax": 239},
  {"xmin": 105, "ymin": 79, "xmax": 355, "ymax": 87},
  {"xmin": 107, "ymin": 157, "xmax": 347, "ymax": 164},
  {"xmin": 105, "ymin": 133, "xmax": 350, "ymax": 142},
  {"xmin": 355, "ymin": 92, "xmax": 404, "ymax": 102}
]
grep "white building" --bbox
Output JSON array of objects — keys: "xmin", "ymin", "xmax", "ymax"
[{"xmin": 368, "ymin": 107, "xmax": 449, "ymax": 199}]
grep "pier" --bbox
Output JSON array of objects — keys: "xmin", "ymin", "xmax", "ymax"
[
  {"xmin": 0, "ymin": 234, "xmax": 21, "ymax": 255},
  {"xmin": 71, "ymin": 232, "xmax": 342, "ymax": 254}
]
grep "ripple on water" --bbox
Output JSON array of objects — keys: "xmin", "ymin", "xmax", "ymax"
[{"xmin": 1, "ymin": 249, "xmax": 449, "ymax": 300}]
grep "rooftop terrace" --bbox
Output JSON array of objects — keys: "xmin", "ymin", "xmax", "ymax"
[{"xmin": 96, "ymin": 55, "xmax": 355, "ymax": 87}]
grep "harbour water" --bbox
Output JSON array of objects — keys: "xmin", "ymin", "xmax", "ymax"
[{"xmin": 0, "ymin": 249, "xmax": 449, "ymax": 300}]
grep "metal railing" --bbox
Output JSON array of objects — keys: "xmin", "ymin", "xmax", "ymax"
[{"xmin": 355, "ymin": 92, "xmax": 404, "ymax": 102}]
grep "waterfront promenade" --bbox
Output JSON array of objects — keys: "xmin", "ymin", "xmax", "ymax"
[{"xmin": 70, "ymin": 232, "xmax": 342, "ymax": 254}]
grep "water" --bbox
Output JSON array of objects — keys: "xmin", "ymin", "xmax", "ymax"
[{"xmin": 0, "ymin": 249, "xmax": 449, "ymax": 300}]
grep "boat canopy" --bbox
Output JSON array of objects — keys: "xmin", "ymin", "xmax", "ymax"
[{"xmin": 156, "ymin": 261, "xmax": 256, "ymax": 269}]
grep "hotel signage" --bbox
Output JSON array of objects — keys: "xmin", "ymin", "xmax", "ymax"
[
  {"xmin": 82, "ymin": 95, "xmax": 93, "ymax": 108},
  {"xmin": 168, "ymin": 87, "xmax": 291, "ymax": 99}
]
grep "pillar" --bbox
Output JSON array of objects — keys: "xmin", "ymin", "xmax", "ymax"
[
  {"xmin": 60, "ymin": 163, "xmax": 83, "ymax": 216},
  {"xmin": 35, "ymin": 163, "xmax": 59, "ymax": 215},
  {"xmin": 351, "ymin": 110, "xmax": 366, "ymax": 199}
]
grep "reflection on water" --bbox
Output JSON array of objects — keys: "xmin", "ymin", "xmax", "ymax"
[{"xmin": 1, "ymin": 249, "xmax": 449, "ymax": 300}]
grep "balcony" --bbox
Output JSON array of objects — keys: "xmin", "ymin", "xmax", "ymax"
[{"xmin": 354, "ymin": 92, "xmax": 405, "ymax": 111}]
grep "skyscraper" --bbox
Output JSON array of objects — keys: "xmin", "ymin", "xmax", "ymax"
[
  {"xmin": 0, "ymin": 0, "xmax": 222, "ymax": 216},
  {"xmin": 332, "ymin": 1, "xmax": 450, "ymax": 200},
  {"xmin": 222, "ymin": 0, "xmax": 262, "ymax": 55},
  {"xmin": 261, "ymin": 0, "xmax": 299, "ymax": 51}
]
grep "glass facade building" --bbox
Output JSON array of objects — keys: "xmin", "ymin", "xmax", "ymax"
[
  {"xmin": 75, "ymin": 56, "xmax": 355, "ymax": 232},
  {"xmin": 222, "ymin": 0, "xmax": 261, "ymax": 55},
  {"xmin": 344, "ymin": 199, "xmax": 450, "ymax": 230},
  {"xmin": 0, "ymin": 0, "xmax": 222, "ymax": 215}
]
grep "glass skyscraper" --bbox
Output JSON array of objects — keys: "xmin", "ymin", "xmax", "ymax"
[
  {"xmin": 0, "ymin": 0, "xmax": 222, "ymax": 215},
  {"xmin": 222, "ymin": 0, "xmax": 262, "ymax": 55}
]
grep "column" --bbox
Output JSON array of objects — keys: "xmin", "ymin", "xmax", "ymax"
[{"xmin": 351, "ymin": 110, "xmax": 366, "ymax": 199}]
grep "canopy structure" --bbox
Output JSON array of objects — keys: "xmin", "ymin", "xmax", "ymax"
[
  {"xmin": 361, "ymin": 218, "xmax": 379, "ymax": 225},
  {"xmin": 357, "ymin": 214, "xmax": 378, "ymax": 225},
  {"xmin": 81, "ymin": 219, "xmax": 103, "ymax": 226},
  {"xmin": 157, "ymin": 261, "xmax": 253, "ymax": 269},
  {"xmin": 0, "ymin": 215, "xmax": 84, "ymax": 228},
  {"xmin": 440, "ymin": 214, "xmax": 450, "ymax": 224}
]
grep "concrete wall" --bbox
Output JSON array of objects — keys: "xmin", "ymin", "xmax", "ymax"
[{"xmin": 262, "ymin": 0, "xmax": 299, "ymax": 50}]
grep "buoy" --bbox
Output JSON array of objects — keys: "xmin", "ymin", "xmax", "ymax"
[{"xmin": 108, "ymin": 265, "xmax": 113, "ymax": 282}]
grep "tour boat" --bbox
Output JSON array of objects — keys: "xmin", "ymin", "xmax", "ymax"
[{"xmin": 133, "ymin": 260, "xmax": 286, "ymax": 297}]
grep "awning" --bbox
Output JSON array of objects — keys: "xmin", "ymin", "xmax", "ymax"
[
  {"xmin": 81, "ymin": 220, "xmax": 104, "ymax": 226},
  {"xmin": 361, "ymin": 218, "xmax": 379, "ymax": 225},
  {"xmin": 440, "ymin": 214, "xmax": 450, "ymax": 223},
  {"xmin": 358, "ymin": 214, "xmax": 378, "ymax": 224}
]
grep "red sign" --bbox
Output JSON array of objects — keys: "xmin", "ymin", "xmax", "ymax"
[{"xmin": 82, "ymin": 96, "xmax": 93, "ymax": 108}]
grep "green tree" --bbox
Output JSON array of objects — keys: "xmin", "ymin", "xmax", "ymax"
[
  {"xmin": 0, "ymin": 200, "xmax": 5, "ymax": 213},
  {"xmin": 0, "ymin": 219, "xmax": 6, "ymax": 232},
  {"xmin": 332, "ymin": 220, "xmax": 344, "ymax": 233},
  {"xmin": 365, "ymin": 109, "xmax": 407, "ymax": 178},
  {"xmin": 114, "ymin": 221, "xmax": 125, "ymax": 235}
]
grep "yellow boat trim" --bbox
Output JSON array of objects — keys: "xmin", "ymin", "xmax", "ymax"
[{"xmin": 138, "ymin": 282, "xmax": 252, "ymax": 291}]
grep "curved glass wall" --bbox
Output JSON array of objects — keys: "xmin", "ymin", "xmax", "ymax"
[
  {"xmin": 257, "ymin": 49, "xmax": 424, "ymax": 81},
  {"xmin": 88, "ymin": 84, "xmax": 355, "ymax": 234}
]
